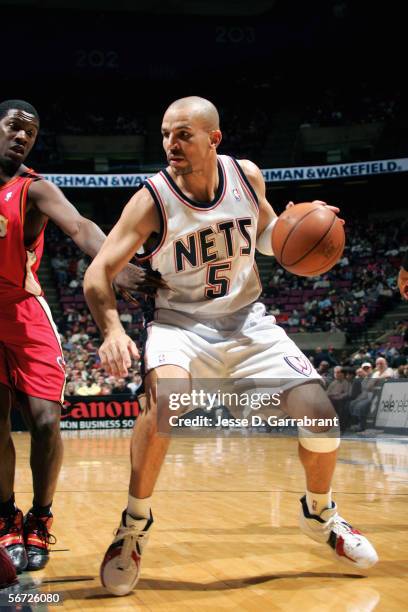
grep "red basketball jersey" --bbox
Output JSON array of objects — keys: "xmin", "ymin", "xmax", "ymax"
[{"xmin": 0, "ymin": 170, "xmax": 46, "ymax": 304}]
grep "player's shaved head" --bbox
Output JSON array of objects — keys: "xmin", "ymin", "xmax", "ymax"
[{"xmin": 164, "ymin": 96, "xmax": 220, "ymax": 131}]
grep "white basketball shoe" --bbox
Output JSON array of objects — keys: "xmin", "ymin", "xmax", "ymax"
[
  {"xmin": 299, "ymin": 496, "xmax": 378, "ymax": 569},
  {"xmin": 100, "ymin": 510, "xmax": 153, "ymax": 596}
]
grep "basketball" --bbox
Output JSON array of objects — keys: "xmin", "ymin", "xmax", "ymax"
[
  {"xmin": 271, "ymin": 202, "xmax": 345, "ymax": 276},
  {"xmin": 0, "ymin": 546, "xmax": 17, "ymax": 589}
]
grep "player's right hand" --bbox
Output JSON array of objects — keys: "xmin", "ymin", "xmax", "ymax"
[
  {"xmin": 286, "ymin": 200, "xmax": 345, "ymax": 225},
  {"xmin": 398, "ymin": 267, "xmax": 408, "ymax": 300},
  {"xmin": 99, "ymin": 331, "xmax": 139, "ymax": 376}
]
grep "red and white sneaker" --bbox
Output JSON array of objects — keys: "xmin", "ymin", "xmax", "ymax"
[
  {"xmin": 0, "ymin": 510, "xmax": 27, "ymax": 573},
  {"xmin": 299, "ymin": 496, "xmax": 378, "ymax": 569},
  {"xmin": 100, "ymin": 510, "xmax": 153, "ymax": 596}
]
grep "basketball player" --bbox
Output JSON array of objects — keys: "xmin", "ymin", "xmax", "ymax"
[
  {"xmin": 398, "ymin": 253, "xmax": 408, "ymax": 299},
  {"xmin": 84, "ymin": 96, "xmax": 379, "ymax": 596},
  {"xmin": 0, "ymin": 99, "xmax": 163, "ymax": 573}
]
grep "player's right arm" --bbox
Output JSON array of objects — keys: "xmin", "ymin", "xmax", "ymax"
[{"xmin": 83, "ymin": 188, "xmax": 159, "ymax": 376}]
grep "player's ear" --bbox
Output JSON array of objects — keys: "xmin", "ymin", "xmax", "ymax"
[{"xmin": 210, "ymin": 130, "xmax": 222, "ymax": 149}]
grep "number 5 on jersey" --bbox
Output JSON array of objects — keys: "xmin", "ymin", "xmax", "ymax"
[{"xmin": 205, "ymin": 262, "xmax": 232, "ymax": 298}]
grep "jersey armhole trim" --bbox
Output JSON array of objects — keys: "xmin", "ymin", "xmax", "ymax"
[
  {"xmin": 231, "ymin": 158, "xmax": 259, "ymax": 210},
  {"xmin": 19, "ymin": 178, "xmax": 32, "ymax": 224},
  {"xmin": 133, "ymin": 181, "xmax": 167, "ymax": 261},
  {"xmin": 20, "ymin": 177, "xmax": 48, "ymax": 250}
]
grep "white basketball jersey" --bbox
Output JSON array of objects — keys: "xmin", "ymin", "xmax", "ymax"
[{"xmin": 139, "ymin": 155, "xmax": 262, "ymax": 315}]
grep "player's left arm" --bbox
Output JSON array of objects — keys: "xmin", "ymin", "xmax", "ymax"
[
  {"xmin": 237, "ymin": 159, "xmax": 277, "ymax": 255},
  {"xmin": 29, "ymin": 179, "xmax": 106, "ymax": 257},
  {"xmin": 28, "ymin": 179, "xmax": 164, "ymax": 295},
  {"xmin": 398, "ymin": 252, "xmax": 408, "ymax": 300}
]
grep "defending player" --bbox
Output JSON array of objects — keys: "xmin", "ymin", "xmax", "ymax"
[
  {"xmin": 84, "ymin": 96, "xmax": 378, "ymax": 596},
  {"xmin": 0, "ymin": 99, "xmax": 163, "ymax": 572}
]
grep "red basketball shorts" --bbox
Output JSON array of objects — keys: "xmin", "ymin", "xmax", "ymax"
[{"xmin": 0, "ymin": 295, "xmax": 66, "ymax": 402}]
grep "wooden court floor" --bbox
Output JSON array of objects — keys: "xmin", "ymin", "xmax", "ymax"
[{"xmin": 8, "ymin": 430, "xmax": 408, "ymax": 611}]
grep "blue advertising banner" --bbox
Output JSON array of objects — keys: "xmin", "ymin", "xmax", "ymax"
[{"xmin": 43, "ymin": 157, "xmax": 408, "ymax": 188}]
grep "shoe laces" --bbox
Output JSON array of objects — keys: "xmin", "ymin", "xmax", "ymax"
[
  {"xmin": 332, "ymin": 515, "xmax": 361, "ymax": 547},
  {"xmin": 114, "ymin": 523, "xmax": 148, "ymax": 571},
  {"xmin": 27, "ymin": 516, "xmax": 56, "ymax": 546}
]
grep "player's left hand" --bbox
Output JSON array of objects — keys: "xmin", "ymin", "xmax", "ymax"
[
  {"xmin": 398, "ymin": 267, "xmax": 408, "ymax": 300},
  {"xmin": 286, "ymin": 200, "xmax": 345, "ymax": 225},
  {"xmin": 113, "ymin": 262, "xmax": 168, "ymax": 303}
]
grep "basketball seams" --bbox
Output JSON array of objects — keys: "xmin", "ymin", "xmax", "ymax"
[
  {"xmin": 281, "ymin": 209, "xmax": 336, "ymax": 267},
  {"xmin": 276, "ymin": 206, "xmax": 324, "ymax": 263},
  {"xmin": 286, "ymin": 228, "xmax": 345, "ymax": 276}
]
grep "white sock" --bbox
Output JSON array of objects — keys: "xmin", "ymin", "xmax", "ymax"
[
  {"xmin": 306, "ymin": 489, "xmax": 332, "ymax": 515},
  {"xmin": 127, "ymin": 494, "xmax": 152, "ymax": 520}
]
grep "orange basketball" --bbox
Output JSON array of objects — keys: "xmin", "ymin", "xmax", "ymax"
[{"xmin": 271, "ymin": 202, "xmax": 345, "ymax": 277}]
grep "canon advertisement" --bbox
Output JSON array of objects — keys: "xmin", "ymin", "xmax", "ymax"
[{"xmin": 59, "ymin": 396, "xmax": 141, "ymax": 430}]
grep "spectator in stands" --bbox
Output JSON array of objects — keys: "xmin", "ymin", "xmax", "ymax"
[
  {"xmin": 50, "ymin": 253, "xmax": 68, "ymax": 284},
  {"xmin": 361, "ymin": 362, "xmax": 373, "ymax": 376},
  {"xmin": 77, "ymin": 256, "xmax": 88, "ymax": 280},
  {"xmin": 119, "ymin": 308, "xmax": 133, "ymax": 329},
  {"xmin": 64, "ymin": 382, "xmax": 77, "ymax": 396},
  {"xmin": 127, "ymin": 374, "xmax": 142, "ymax": 395},
  {"xmin": 100, "ymin": 383, "xmax": 114, "ymax": 396},
  {"xmin": 76, "ymin": 379, "xmax": 102, "ymax": 396},
  {"xmin": 372, "ymin": 357, "xmax": 395, "ymax": 380},
  {"xmin": 393, "ymin": 347, "xmax": 407, "ymax": 368},
  {"xmin": 313, "ymin": 276, "xmax": 330, "ymax": 290},
  {"xmin": 351, "ymin": 348, "xmax": 370, "ymax": 366},
  {"xmin": 287, "ymin": 314, "xmax": 300, "ymax": 327},
  {"xmin": 327, "ymin": 366, "xmax": 351, "ymax": 432},
  {"xmin": 339, "ymin": 255, "xmax": 349, "ymax": 267},
  {"xmin": 68, "ymin": 277, "xmax": 80, "ymax": 292},
  {"xmin": 111, "ymin": 378, "xmax": 132, "ymax": 396},
  {"xmin": 73, "ymin": 359, "xmax": 88, "ymax": 381},
  {"xmin": 396, "ymin": 365, "xmax": 408, "ymax": 378},
  {"xmin": 312, "ymin": 347, "xmax": 326, "ymax": 368},
  {"xmin": 326, "ymin": 346, "xmax": 338, "ymax": 367},
  {"xmin": 349, "ymin": 365, "xmax": 375, "ymax": 432},
  {"xmin": 317, "ymin": 361, "xmax": 331, "ymax": 388}
]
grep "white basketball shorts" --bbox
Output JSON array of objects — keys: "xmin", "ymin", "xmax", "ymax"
[{"xmin": 144, "ymin": 302, "xmax": 321, "ymax": 389}]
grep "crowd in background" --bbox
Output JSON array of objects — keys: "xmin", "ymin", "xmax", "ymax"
[
  {"xmin": 306, "ymin": 345, "xmax": 408, "ymax": 432},
  {"xmin": 262, "ymin": 217, "xmax": 407, "ymax": 336}
]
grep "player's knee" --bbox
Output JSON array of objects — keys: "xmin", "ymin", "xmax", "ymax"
[
  {"xmin": 300, "ymin": 395, "xmax": 338, "ymax": 436},
  {"xmin": 30, "ymin": 408, "xmax": 61, "ymax": 440},
  {"xmin": 308, "ymin": 388, "xmax": 337, "ymax": 422},
  {"xmin": 285, "ymin": 381, "xmax": 337, "ymax": 428}
]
